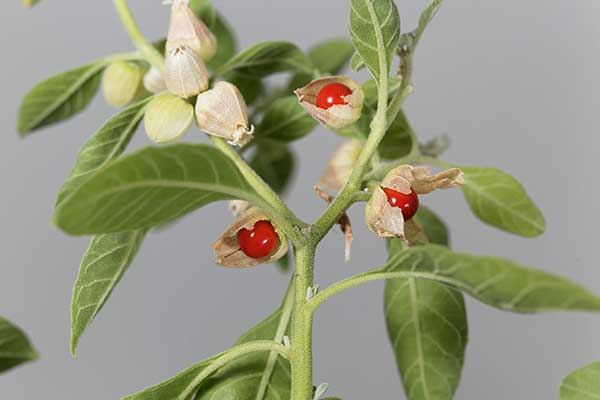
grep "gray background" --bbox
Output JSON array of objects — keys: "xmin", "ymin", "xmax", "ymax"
[{"xmin": 1, "ymin": 0, "xmax": 600, "ymax": 399}]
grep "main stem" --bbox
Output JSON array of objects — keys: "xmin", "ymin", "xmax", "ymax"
[{"xmin": 290, "ymin": 245, "xmax": 315, "ymax": 400}]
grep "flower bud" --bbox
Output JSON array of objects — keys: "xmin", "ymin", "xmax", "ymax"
[
  {"xmin": 228, "ymin": 200, "xmax": 251, "ymax": 217},
  {"xmin": 318, "ymin": 139, "xmax": 363, "ymax": 192},
  {"xmin": 143, "ymin": 67, "xmax": 166, "ymax": 94},
  {"xmin": 365, "ymin": 165, "xmax": 464, "ymax": 242},
  {"xmin": 213, "ymin": 207, "xmax": 288, "ymax": 268},
  {"xmin": 166, "ymin": 0, "xmax": 217, "ymax": 62},
  {"xmin": 195, "ymin": 81, "xmax": 254, "ymax": 146},
  {"xmin": 164, "ymin": 45, "xmax": 209, "ymax": 98},
  {"xmin": 295, "ymin": 76, "xmax": 364, "ymax": 129},
  {"xmin": 144, "ymin": 93, "xmax": 194, "ymax": 143},
  {"xmin": 102, "ymin": 61, "xmax": 145, "ymax": 108}
]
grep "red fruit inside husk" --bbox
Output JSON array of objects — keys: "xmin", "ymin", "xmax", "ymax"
[
  {"xmin": 383, "ymin": 187, "xmax": 420, "ymax": 221},
  {"xmin": 316, "ymin": 83, "xmax": 353, "ymax": 109},
  {"xmin": 236, "ymin": 220, "xmax": 279, "ymax": 259}
]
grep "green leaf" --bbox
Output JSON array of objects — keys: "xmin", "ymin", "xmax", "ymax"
[
  {"xmin": 307, "ymin": 38, "xmax": 355, "ymax": 76},
  {"xmin": 350, "ymin": 51, "xmax": 365, "ymax": 72},
  {"xmin": 256, "ymin": 96, "xmax": 317, "ymax": 143},
  {"xmin": 226, "ymin": 73, "xmax": 264, "ymax": 106},
  {"xmin": 207, "ymin": 13, "xmax": 237, "ymax": 70},
  {"xmin": 561, "ymin": 362, "xmax": 600, "ymax": 400},
  {"xmin": 349, "ymin": 0, "xmax": 400, "ymax": 81},
  {"xmin": 124, "ymin": 290, "xmax": 293, "ymax": 400},
  {"xmin": 413, "ymin": 0, "xmax": 444, "ymax": 47},
  {"xmin": 71, "ymin": 230, "xmax": 146, "ymax": 355},
  {"xmin": 0, "ymin": 317, "xmax": 38, "ymax": 374},
  {"xmin": 384, "ymin": 277, "xmax": 467, "ymax": 400},
  {"xmin": 18, "ymin": 61, "xmax": 105, "ymax": 135},
  {"xmin": 189, "ymin": 0, "xmax": 216, "ymax": 28},
  {"xmin": 54, "ymin": 144, "xmax": 261, "ymax": 235},
  {"xmin": 123, "ymin": 351, "xmax": 223, "ymax": 400},
  {"xmin": 384, "ymin": 244, "xmax": 600, "ymax": 313},
  {"xmin": 194, "ymin": 294, "xmax": 293, "ymax": 400},
  {"xmin": 288, "ymin": 38, "xmax": 354, "ymax": 90},
  {"xmin": 460, "ymin": 166, "xmax": 546, "ymax": 237},
  {"xmin": 250, "ymin": 142, "xmax": 295, "ymax": 194},
  {"xmin": 414, "ymin": 206, "xmax": 449, "ymax": 246},
  {"xmin": 214, "ymin": 41, "xmax": 313, "ymax": 78},
  {"xmin": 56, "ymin": 97, "xmax": 151, "ymax": 206},
  {"xmin": 378, "ymin": 108, "xmax": 414, "ymax": 159}
]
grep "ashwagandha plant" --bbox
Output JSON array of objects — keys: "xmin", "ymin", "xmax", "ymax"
[{"xmin": 8, "ymin": 0, "xmax": 600, "ymax": 398}]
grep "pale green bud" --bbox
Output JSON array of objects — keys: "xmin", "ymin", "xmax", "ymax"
[
  {"xmin": 102, "ymin": 61, "xmax": 145, "ymax": 108},
  {"xmin": 144, "ymin": 93, "xmax": 194, "ymax": 143}
]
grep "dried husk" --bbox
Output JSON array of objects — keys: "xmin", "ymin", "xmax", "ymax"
[
  {"xmin": 404, "ymin": 219, "xmax": 429, "ymax": 245},
  {"xmin": 144, "ymin": 93, "xmax": 194, "ymax": 143},
  {"xmin": 143, "ymin": 67, "xmax": 166, "ymax": 94},
  {"xmin": 213, "ymin": 208, "xmax": 288, "ymax": 268},
  {"xmin": 383, "ymin": 165, "xmax": 465, "ymax": 194},
  {"xmin": 318, "ymin": 139, "xmax": 363, "ymax": 192},
  {"xmin": 295, "ymin": 76, "xmax": 364, "ymax": 129},
  {"xmin": 166, "ymin": 0, "xmax": 217, "ymax": 61},
  {"xmin": 195, "ymin": 81, "xmax": 254, "ymax": 146},
  {"xmin": 102, "ymin": 61, "xmax": 145, "ymax": 108},
  {"xmin": 366, "ymin": 164, "xmax": 464, "ymax": 241},
  {"xmin": 365, "ymin": 186, "xmax": 407, "ymax": 239},
  {"xmin": 164, "ymin": 45, "xmax": 209, "ymax": 98}
]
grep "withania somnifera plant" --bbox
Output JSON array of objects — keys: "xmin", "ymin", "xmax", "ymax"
[{"xmin": 5, "ymin": 0, "xmax": 600, "ymax": 399}]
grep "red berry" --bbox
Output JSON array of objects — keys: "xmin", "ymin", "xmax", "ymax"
[
  {"xmin": 316, "ymin": 83, "xmax": 353, "ymax": 110},
  {"xmin": 383, "ymin": 187, "xmax": 419, "ymax": 221},
  {"xmin": 236, "ymin": 220, "xmax": 279, "ymax": 259}
]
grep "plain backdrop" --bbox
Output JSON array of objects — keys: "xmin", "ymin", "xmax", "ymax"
[{"xmin": 2, "ymin": 1, "xmax": 600, "ymax": 399}]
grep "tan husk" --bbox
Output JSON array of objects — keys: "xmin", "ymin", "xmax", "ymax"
[
  {"xmin": 366, "ymin": 164, "xmax": 464, "ymax": 242},
  {"xmin": 365, "ymin": 186, "xmax": 407, "ymax": 239},
  {"xmin": 164, "ymin": 45, "xmax": 209, "ymax": 98},
  {"xmin": 195, "ymin": 81, "xmax": 254, "ymax": 146},
  {"xmin": 295, "ymin": 76, "xmax": 364, "ymax": 129},
  {"xmin": 213, "ymin": 208, "xmax": 288, "ymax": 268},
  {"xmin": 143, "ymin": 67, "xmax": 166, "ymax": 94},
  {"xmin": 166, "ymin": 0, "xmax": 217, "ymax": 61},
  {"xmin": 318, "ymin": 139, "xmax": 363, "ymax": 192},
  {"xmin": 404, "ymin": 219, "xmax": 429, "ymax": 245},
  {"xmin": 228, "ymin": 200, "xmax": 250, "ymax": 217},
  {"xmin": 383, "ymin": 165, "xmax": 465, "ymax": 194}
]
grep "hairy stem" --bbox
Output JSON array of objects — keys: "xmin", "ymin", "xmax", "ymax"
[
  {"xmin": 290, "ymin": 245, "xmax": 315, "ymax": 400},
  {"xmin": 113, "ymin": 0, "xmax": 165, "ymax": 71},
  {"xmin": 210, "ymin": 137, "xmax": 306, "ymax": 243}
]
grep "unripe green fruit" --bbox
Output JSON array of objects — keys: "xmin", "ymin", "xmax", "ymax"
[{"xmin": 102, "ymin": 61, "xmax": 145, "ymax": 108}]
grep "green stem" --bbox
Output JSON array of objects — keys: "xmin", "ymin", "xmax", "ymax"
[
  {"xmin": 310, "ymin": 85, "xmax": 413, "ymax": 244},
  {"xmin": 113, "ymin": 0, "xmax": 165, "ymax": 71},
  {"xmin": 180, "ymin": 340, "xmax": 291, "ymax": 399},
  {"xmin": 307, "ymin": 268, "xmax": 445, "ymax": 314},
  {"xmin": 290, "ymin": 245, "xmax": 316, "ymax": 400},
  {"xmin": 210, "ymin": 136, "xmax": 306, "ymax": 243},
  {"xmin": 256, "ymin": 279, "xmax": 296, "ymax": 400}
]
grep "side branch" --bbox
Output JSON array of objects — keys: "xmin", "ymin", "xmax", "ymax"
[
  {"xmin": 179, "ymin": 340, "xmax": 291, "ymax": 399},
  {"xmin": 307, "ymin": 268, "xmax": 449, "ymax": 314},
  {"xmin": 210, "ymin": 137, "xmax": 306, "ymax": 243}
]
